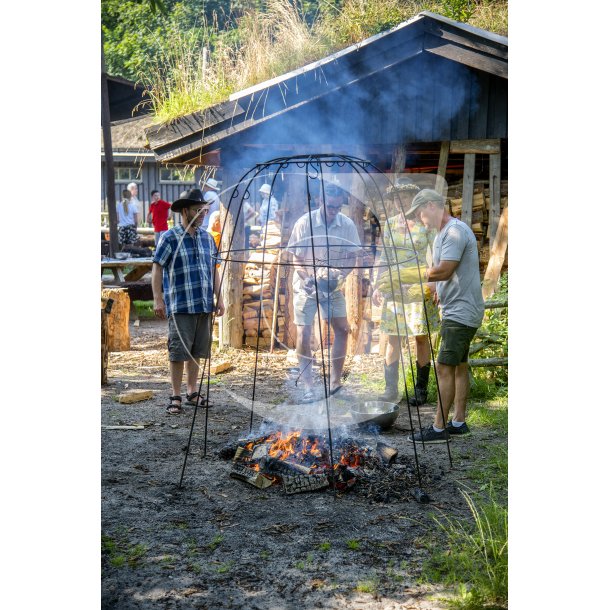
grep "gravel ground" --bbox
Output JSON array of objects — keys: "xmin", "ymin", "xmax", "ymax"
[{"xmin": 101, "ymin": 319, "xmax": 504, "ymax": 609}]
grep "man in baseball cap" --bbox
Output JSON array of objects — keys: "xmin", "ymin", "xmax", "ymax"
[
  {"xmin": 152, "ymin": 187, "xmax": 224, "ymax": 414},
  {"xmin": 405, "ymin": 189, "xmax": 485, "ymax": 444}
]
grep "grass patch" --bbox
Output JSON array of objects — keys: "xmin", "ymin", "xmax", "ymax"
[
  {"xmin": 132, "ymin": 300, "xmax": 156, "ymax": 320},
  {"xmin": 215, "ymin": 560, "xmax": 235, "ymax": 574},
  {"xmin": 466, "ymin": 446, "xmax": 508, "ymax": 495},
  {"xmin": 102, "ymin": 534, "xmax": 148, "ymax": 569},
  {"xmin": 466, "ymin": 398, "xmax": 507, "ymax": 433},
  {"xmin": 346, "ymin": 539, "xmax": 361, "ymax": 551},
  {"xmin": 355, "ymin": 576, "xmax": 379, "ymax": 594},
  {"xmin": 207, "ymin": 533, "xmax": 224, "ymax": 551},
  {"xmin": 318, "ymin": 541, "xmax": 331, "ymax": 552},
  {"xmin": 422, "ymin": 489, "xmax": 508, "ymax": 610}
]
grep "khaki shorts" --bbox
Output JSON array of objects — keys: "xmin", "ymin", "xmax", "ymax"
[
  {"xmin": 168, "ymin": 313, "xmax": 213, "ymax": 361},
  {"xmin": 437, "ymin": 318, "xmax": 478, "ymax": 366},
  {"xmin": 293, "ymin": 290, "xmax": 346, "ymax": 326}
]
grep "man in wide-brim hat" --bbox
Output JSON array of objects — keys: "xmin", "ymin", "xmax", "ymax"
[{"xmin": 152, "ymin": 188, "xmax": 225, "ymax": 414}]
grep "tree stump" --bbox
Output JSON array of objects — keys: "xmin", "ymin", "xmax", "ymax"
[
  {"xmin": 101, "ymin": 288, "xmax": 130, "ymax": 351},
  {"xmin": 101, "ymin": 308, "xmax": 109, "ymax": 384}
]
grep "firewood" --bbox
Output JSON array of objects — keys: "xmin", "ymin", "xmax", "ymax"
[
  {"xmin": 230, "ymin": 463, "xmax": 274, "ymax": 488},
  {"xmin": 376, "ymin": 441, "xmax": 398, "ymax": 465},
  {"xmin": 283, "ymin": 473, "xmax": 329, "ymax": 495},
  {"xmin": 209, "ymin": 360, "xmax": 232, "ymax": 374},
  {"xmin": 117, "ymin": 389, "xmax": 153, "ymax": 404}
]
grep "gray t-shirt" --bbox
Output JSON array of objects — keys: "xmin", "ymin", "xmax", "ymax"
[{"xmin": 433, "ymin": 218, "xmax": 484, "ymax": 328}]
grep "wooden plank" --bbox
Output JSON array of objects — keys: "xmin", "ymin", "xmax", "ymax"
[
  {"xmin": 435, "ymin": 141, "xmax": 450, "ymax": 195},
  {"xmin": 450, "ymin": 139, "xmax": 500, "ymax": 154},
  {"xmin": 209, "ymin": 360, "xmax": 232, "ymax": 374},
  {"xmin": 124, "ymin": 266, "xmax": 150, "ymax": 282},
  {"xmin": 424, "ymin": 41, "xmax": 508, "ymax": 79},
  {"xmin": 481, "ymin": 205, "xmax": 508, "ymax": 300},
  {"xmin": 469, "ymin": 71, "xmax": 489, "ymax": 139},
  {"xmin": 488, "ymin": 153, "xmax": 502, "ymax": 241},
  {"xmin": 422, "ymin": 21, "xmax": 508, "ymax": 60},
  {"xmin": 117, "ymin": 389, "xmax": 153, "ymax": 404},
  {"xmin": 452, "ymin": 72, "xmax": 471, "ymax": 140},
  {"xmin": 461, "ymin": 153, "xmax": 476, "ymax": 227}
]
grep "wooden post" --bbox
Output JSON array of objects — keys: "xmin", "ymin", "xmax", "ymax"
[
  {"xmin": 220, "ymin": 167, "xmax": 244, "ymax": 348},
  {"xmin": 461, "ymin": 153, "xmax": 476, "ymax": 227},
  {"xmin": 345, "ymin": 175, "xmax": 366, "ymax": 356},
  {"xmin": 488, "ymin": 153, "xmax": 502, "ymax": 242},
  {"xmin": 101, "ymin": 306, "xmax": 109, "ymax": 384},
  {"xmin": 391, "ymin": 144, "xmax": 407, "ymax": 180},
  {"xmin": 435, "ymin": 141, "xmax": 450, "ymax": 196},
  {"xmin": 282, "ymin": 171, "xmax": 305, "ymax": 350},
  {"xmin": 101, "ymin": 288, "xmax": 130, "ymax": 351},
  {"xmin": 101, "ymin": 37, "xmax": 120, "ymax": 257},
  {"xmin": 482, "ymin": 206, "xmax": 508, "ymax": 301}
]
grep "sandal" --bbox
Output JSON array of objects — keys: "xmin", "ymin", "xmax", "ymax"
[
  {"xmin": 166, "ymin": 395, "xmax": 183, "ymax": 415},
  {"xmin": 185, "ymin": 392, "xmax": 210, "ymax": 408}
]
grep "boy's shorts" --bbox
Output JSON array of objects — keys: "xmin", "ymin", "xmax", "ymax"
[{"xmin": 168, "ymin": 313, "xmax": 212, "ymax": 361}]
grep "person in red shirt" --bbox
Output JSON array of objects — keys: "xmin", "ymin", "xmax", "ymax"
[{"xmin": 147, "ymin": 190, "xmax": 172, "ymax": 246}]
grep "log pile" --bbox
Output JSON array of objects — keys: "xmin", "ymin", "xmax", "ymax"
[
  {"xmin": 242, "ymin": 221, "xmax": 282, "ymax": 348},
  {"xmin": 447, "ymin": 179, "xmax": 508, "ymax": 272}
]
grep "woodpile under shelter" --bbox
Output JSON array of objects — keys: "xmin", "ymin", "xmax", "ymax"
[{"xmin": 144, "ymin": 11, "xmax": 508, "ymax": 351}]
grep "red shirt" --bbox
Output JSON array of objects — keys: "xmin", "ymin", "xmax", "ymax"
[{"xmin": 149, "ymin": 199, "xmax": 171, "ymax": 232}]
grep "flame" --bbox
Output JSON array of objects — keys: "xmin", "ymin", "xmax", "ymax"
[{"xmin": 236, "ymin": 430, "xmax": 368, "ymax": 475}]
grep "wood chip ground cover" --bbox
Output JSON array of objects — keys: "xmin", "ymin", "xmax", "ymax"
[{"xmin": 102, "ymin": 320, "xmax": 506, "ymax": 609}]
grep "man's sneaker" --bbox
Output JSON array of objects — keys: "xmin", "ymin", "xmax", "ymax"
[
  {"xmin": 446, "ymin": 421, "xmax": 471, "ymax": 436},
  {"xmin": 408, "ymin": 425, "xmax": 450, "ymax": 444}
]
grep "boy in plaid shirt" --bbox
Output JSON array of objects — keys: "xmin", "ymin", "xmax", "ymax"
[{"xmin": 152, "ymin": 188, "xmax": 225, "ymax": 414}]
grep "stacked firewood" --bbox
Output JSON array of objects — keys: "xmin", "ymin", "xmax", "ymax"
[
  {"xmin": 242, "ymin": 221, "xmax": 282, "ymax": 348},
  {"xmin": 448, "ymin": 180, "xmax": 508, "ymax": 242}
]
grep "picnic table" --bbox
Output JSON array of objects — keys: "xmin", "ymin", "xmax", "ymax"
[{"xmin": 101, "ymin": 257, "xmax": 154, "ymax": 283}]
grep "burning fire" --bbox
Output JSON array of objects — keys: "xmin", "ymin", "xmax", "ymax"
[{"xmin": 226, "ymin": 428, "xmax": 398, "ymax": 495}]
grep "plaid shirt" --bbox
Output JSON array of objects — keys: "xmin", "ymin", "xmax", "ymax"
[{"xmin": 153, "ymin": 225, "xmax": 218, "ymax": 315}]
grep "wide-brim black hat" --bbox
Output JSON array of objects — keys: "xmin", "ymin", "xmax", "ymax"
[{"xmin": 171, "ymin": 188, "xmax": 206, "ymax": 212}]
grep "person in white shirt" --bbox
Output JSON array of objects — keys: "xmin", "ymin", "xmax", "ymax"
[
  {"xmin": 287, "ymin": 181, "xmax": 362, "ymax": 401},
  {"xmin": 203, "ymin": 177, "xmax": 221, "ymax": 229},
  {"xmin": 117, "ymin": 188, "xmax": 139, "ymax": 246},
  {"xmin": 258, "ymin": 183, "xmax": 278, "ymax": 224}
]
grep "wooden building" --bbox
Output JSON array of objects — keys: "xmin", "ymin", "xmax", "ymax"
[{"xmin": 143, "ymin": 11, "xmax": 508, "ymax": 349}]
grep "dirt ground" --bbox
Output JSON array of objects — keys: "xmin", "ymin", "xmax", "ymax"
[{"xmin": 101, "ymin": 319, "xmax": 504, "ymax": 609}]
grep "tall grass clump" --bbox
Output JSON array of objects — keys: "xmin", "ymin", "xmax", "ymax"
[
  {"xmin": 423, "ymin": 488, "xmax": 508, "ymax": 610},
  {"xmin": 317, "ymin": 0, "xmax": 428, "ymax": 46},
  {"xmin": 141, "ymin": 0, "xmax": 509, "ymax": 123}
]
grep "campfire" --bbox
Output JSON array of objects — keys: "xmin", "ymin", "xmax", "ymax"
[{"xmin": 220, "ymin": 429, "xmax": 400, "ymax": 496}]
